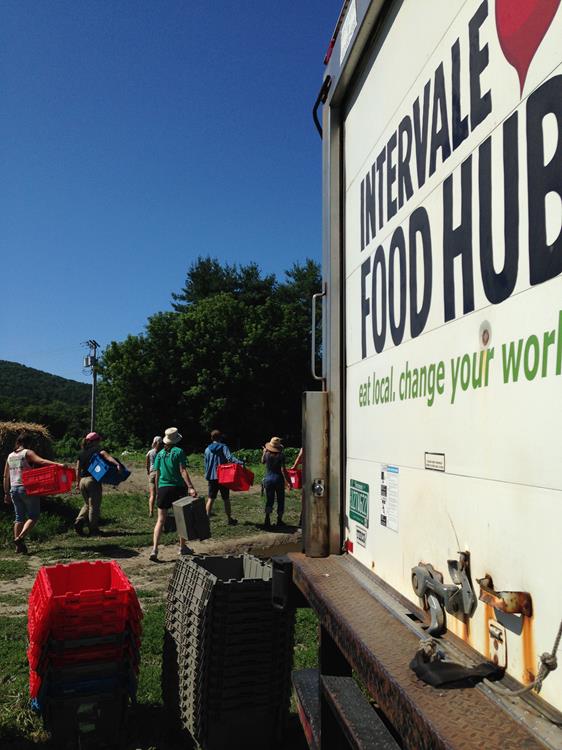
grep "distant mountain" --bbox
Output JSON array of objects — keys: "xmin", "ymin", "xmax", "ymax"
[
  {"xmin": 0, "ymin": 360, "xmax": 89, "ymax": 405},
  {"xmin": 0, "ymin": 360, "xmax": 90, "ymax": 439}
]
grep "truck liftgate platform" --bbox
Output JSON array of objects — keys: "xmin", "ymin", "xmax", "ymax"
[{"xmin": 284, "ymin": 553, "xmax": 562, "ymax": 750}]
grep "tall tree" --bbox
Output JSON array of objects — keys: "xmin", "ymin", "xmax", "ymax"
[
  {"xmin": 99, "ymin": 257, "xmax": 321, "ymax": 449},
  {"xmin": 171, "ymin": 256, "xmax": 276, "ymax": 310}
]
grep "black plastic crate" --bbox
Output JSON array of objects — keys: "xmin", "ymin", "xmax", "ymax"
[
  {"xmin": 163, "ymin": 554, "xmax": 295, "ymax": 749},
  {"xmin": 42, "ymin": 689, "xmax": 128, "ymax": 746}
]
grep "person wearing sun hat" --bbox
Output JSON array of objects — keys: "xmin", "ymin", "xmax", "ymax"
[
  {"xmin": 74, "ymin": 432, "xmax": 121, "ymax": 537},
  {"xmin": 150, "ymin": 427, "xmax": 197, "ymax": 562},
  {"xmin": 261, "ymin": 436, "xmax": 291, "ymax": 529}
]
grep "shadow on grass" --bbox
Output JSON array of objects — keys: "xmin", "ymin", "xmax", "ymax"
[
  {"xmin": 253, "ymin": 522, "xmax": 300, "ymax": 534},
  {"xmin": 0, "ymin": 707, "xmax": 307, "ymax": 750},
  {"xmin": 123, "ymin": 702, "xmax": 194, "ymax": 750},
  {"xmin": 40, "ymin": 496, "xmax": 78, "ymax": 524},
  {"xmin": 0, "ymin": 735, "xmax": 55, "ymax": 750},
  {"xmin": 123, "ymin": 704, "xmax": 308, "ymax": 750},
  {"xmin": 43, "ymin": 544, "xmax": 140, "ymax": 559},
  {"xmin": 95, "ymin": 529, "xmax": 145, "ymax": 538}
]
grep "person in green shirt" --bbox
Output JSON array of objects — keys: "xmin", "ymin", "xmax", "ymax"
[{"xmin": 150, "ymin": 427, "xmax": 196, "ymax": 562}]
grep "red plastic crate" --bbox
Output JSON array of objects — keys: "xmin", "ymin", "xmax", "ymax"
[
  {"xmin": 22, "ymin": 465, "xmax": 76, "ymax": 496},
  {"xmin": 28, "ymin": 561, "xmax": 141, "ymax": 643},
  {"xmin": 217, "ymin": 463, "xmax": 254, "ymax": 491},
  {"xmin": 287, "ymin": 469, "xmax": 302, "ymax": 489}
]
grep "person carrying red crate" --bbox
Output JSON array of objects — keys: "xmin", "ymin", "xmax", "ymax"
[
  {"xmin": 74, "ymin": 432, "xmax": 122, "ymax": 537},
  {"xmin": 3, "ymin": 432, "xmax": 67, "ymax": 554},
  {"xmin": 204, "ymin": 429, "xmax": 244, "ymax": 525}
]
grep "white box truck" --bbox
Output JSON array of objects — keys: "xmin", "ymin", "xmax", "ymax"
[{"xmin": 282, "ymin": 1, "xmax": 562, "ymax": 748}]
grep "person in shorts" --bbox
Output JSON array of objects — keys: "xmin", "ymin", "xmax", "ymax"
[
  {"xmin": 146, "ymin": 436, "xmax": 163, "ymax": 517},
  {"xmin": 204, "ymin": 429, "xmax": 243, "ymax": 525},
  {"xmin": 150, "ymin": 427, "xmax": 197, "ymax": 562},
  {"xmin": 3, "ymin": 432, "xmax": 66, "ymax": 554}
]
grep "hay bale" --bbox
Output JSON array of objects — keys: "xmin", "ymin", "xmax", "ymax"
[{"xmin": 0, "ymin": 421, "xmax": 54, "ymax": 473}]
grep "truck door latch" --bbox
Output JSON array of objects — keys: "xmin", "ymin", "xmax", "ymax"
[
  {"xmin": 312, "ymin": 479, "xmax": 325, "ymax": 497},
  {"xmin": 476, "ymin": 575, "xmax": 533, "ymax": 616},
  {"xmin": 411, "ymin": 552, "xmax": 477, "ymax": 636}
]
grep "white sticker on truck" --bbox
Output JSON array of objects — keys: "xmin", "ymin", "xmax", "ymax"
[
  {"xmin": 380, "ymin": 465, "xmax": 398, "ymax": 532},
  {"xmin": 340, "ymin": 1, "xmax": 357, "ymax": 65}
]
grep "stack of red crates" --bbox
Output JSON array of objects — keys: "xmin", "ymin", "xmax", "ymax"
[{"xmin": 27, "ymin": 561, "xmax": 142, "ymax": 746}]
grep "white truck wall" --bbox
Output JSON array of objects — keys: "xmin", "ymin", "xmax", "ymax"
[{"xmin": 342, "ymin": 0, "xmax": 562, "ymax": 710}]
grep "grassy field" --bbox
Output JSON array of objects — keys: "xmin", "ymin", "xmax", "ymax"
[{"xmin": 0, "ymin": 462, "xmax": 318, "ymax": 749}]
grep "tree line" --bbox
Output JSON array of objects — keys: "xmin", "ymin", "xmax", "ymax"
[
  {"xmin": 97, "ymin": 257, "xmax": 321, "ymax": 451},
  {"xmin": 0, "ymin": 361, "xmax": 90, "ymax": 440}
]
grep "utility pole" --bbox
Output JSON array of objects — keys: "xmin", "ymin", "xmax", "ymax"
[{"xmin": 84, "ymin": 340, "xmax": 100, "ymax": 432}]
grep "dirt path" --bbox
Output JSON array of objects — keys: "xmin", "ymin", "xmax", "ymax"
[
  {"xmin": 0, "ymin": 462, "xmax": 301, "ymax": 615},
  {"xmin": 0, "ymin": 465, "xmax": 301, "ymax": 616},
  {"xmin": 1, "ymin": 532, "xmax": 301, "ymax": 616}
]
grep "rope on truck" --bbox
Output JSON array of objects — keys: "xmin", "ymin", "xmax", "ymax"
[{"xmin": 484, "ymin": 616, "xmax": 561, "ymax": 703}]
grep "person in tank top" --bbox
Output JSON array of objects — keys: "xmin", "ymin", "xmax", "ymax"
[{"xmin": 3, "ymin": 432, "xmax": 66, "ymax": 554}]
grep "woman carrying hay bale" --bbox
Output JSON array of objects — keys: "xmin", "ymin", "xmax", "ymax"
[
  {"xmin": 74, "ymin": 432, "xmax": 121, "ymax": 537},
  {"xmin": 3, "ymin": 431, "xmax": 66, "ymax": 554}
]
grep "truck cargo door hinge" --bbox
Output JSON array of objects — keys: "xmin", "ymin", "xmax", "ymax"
[{"xmin": 411, "ymin": 552, "xmax": 477, "ymax": 636}]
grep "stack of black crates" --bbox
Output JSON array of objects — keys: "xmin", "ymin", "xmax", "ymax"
[{"xmin": 163, "ymin": 554, "xmax": 295, "ymax": 750}]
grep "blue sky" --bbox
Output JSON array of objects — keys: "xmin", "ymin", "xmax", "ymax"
[{"xmin": 1, "ymin": 1, "xmax": 342, "ymax": 382}]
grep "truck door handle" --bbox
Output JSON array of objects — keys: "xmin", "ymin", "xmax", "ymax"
[{"xmin": 311, "ymin": 286, "xmax": 326, "ymax": 382}]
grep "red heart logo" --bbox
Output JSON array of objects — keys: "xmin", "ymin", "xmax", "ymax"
[{"xmin": 496, "ymin": 0, "xmax": 561, "ymax": 93}]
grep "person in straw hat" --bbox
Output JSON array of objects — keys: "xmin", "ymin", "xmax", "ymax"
[
  {"xmin": 150, "ymin": 427, "xmax": 197, "ymax": 562},
  {"xmin": 261, "ymin": 436, "xmax": 291, "ymax": 529}
]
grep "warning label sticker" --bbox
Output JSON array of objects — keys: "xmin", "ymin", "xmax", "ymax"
[{"xmin": 380, "ymin": 465, "xmax": 399, "ymax": 532}]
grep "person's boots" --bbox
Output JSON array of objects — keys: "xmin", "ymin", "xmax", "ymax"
[
  {"xmin": 264, "ymin": 513, "xmax": 271, "ymax": 529},
  {"xmin": 276, "ymin": 515, "xmax": 285, "ymax": 528}
]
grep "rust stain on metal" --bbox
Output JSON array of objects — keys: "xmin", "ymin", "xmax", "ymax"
[
  {"xmin": 289, "ymin": 553, "xmax": 547, "ymax": 750},
  {"xmin": 462, "ymin": 614, "xmax": 470, "ymax": 645},
  {"xmin": 483, "ymin": 604, "xmax": 494, "ymax": 661},
  {"xmin": 477, "ymin": 575, "xmax": 533, "ymax": 616},
  {"xmin": 521, "ymin": 614, "xmax": 536, "ymax": 685}
]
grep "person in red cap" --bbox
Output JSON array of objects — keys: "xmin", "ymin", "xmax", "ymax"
[{"xmin": 74, "ymin": 432, "xmax": 121, "ymax": 536}]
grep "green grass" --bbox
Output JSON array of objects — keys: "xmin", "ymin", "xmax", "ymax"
[
  {"xmin": 1, "ymin": 482, "xmax": 302, "ymax": 563},
  {"xmin": 0, "ymin": 615, "xmax": 47, "ymax": 746},
  {"xmin": 0, "ymin": 558, "xmax": 30, "ymax": 580},
  {"xmin": 136, "ymin": 603, "xmax": 166, "ymax": 705},
  {"xmin": 0, "ymin": 464, "xmax": 311, "ymax": 748},
  {"xmin": 293, "ymin": 609, "xmax": 319, "ymax": 670},
  {"xmin": 0, "ymin": 593, "xmax": 24, "ymax": 606}
]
